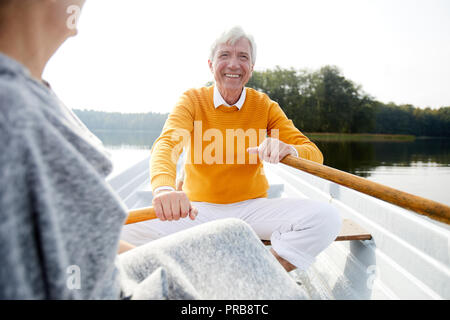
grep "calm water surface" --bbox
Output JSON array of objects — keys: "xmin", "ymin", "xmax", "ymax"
[{"xmin": 96, "ymin": 130, "xmax": 450, "ymax": 206}]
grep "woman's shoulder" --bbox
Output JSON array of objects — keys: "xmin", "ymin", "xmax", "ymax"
[{"xmin": 0, "ymin": 75, "xmax": 41, "ymax": 129}]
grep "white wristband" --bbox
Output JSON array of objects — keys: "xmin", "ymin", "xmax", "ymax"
[
  {"xmin": 289, "ymin": 145, "xmax": 299, "ymax": 157},
  {"xmin": 154, "ymin": 186, "xmax": 175, "ymax": 194}
]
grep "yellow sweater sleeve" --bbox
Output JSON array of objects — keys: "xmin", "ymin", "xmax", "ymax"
[
  {"xmin": 267, "ymin": 101, "xmax": 324, "ymax": 164},
  {"xmin": 150, "ymin": 92, "xmax": 194, "ymax": 191}
]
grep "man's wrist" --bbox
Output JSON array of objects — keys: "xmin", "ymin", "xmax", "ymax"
[
  {"xmin": 289, "ymin": 145, "xmax": 299, "ymax": 157},
  {"xmin": 154, "ymin": 186, "xmax": 175, "ymax": 195}
]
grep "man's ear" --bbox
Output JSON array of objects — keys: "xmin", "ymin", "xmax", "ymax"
[{"xmin": 208, "ymin": 59, "xmax": 214, "ymax": 73}]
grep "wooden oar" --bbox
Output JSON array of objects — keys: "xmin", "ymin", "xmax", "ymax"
[
  {"xmin": 280, "ymin": 155, "xmax": 450, "ymax": 225},
  {"xmin": 125, "ymin": 206, "xmax": 157, "ymax": 225},
  {"xmin": 125, "ymin": 155, "xmax": 450, "ymax": 225}
]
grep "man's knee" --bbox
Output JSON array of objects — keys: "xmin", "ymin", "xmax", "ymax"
[
  {"xmin": 213, "ymin": 218, "xmax": 255, "ymax": 236},
  {"xmin": 290, "ymin": 200, "xmax": 341, "ymax": 238},
  {"xmin": 314, "ymin": 202, "xmax": 342, "ymax": 239}
]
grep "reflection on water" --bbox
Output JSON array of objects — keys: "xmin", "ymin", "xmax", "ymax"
[
  {"xmin": 93, "ymin": 129, "xmax": 161, "ymax": 149},
  {"xmin": 314, "ymin": 138, "xmax": 450, "ymax": 176},
  {"xmin": 361, "ymin": 165, "xmax": 450, "ymax": 206},
  {"xmin": 315, "ymin": 138, "xmax": 450, "ymax": 205},
  {"xmin": 106, "ymin": 147, "xmax": 150, "ymax": 179},
  {"xmin": 95, "ymin": 129, "xmax": 450, "ymax": 205}
]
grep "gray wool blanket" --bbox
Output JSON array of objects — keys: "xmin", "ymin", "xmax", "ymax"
[
  {"xmin": 118, "ymin": 218, "xmax": 307, "ymax": 299},
  {"xmin": 0, "ymin": 52, "xmax": 306, "ymax": 300}
]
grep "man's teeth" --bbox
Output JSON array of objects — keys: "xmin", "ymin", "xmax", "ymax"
[{"xmin": 225, "ymin": 74, "xmax": 240, "ymax": 78}]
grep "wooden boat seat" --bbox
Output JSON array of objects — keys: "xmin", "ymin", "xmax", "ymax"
[
  {"xmin": 334, "ymin": 219, "xmax": 373, "ymax": 241},
  {"xmin": 261, "ymin": 219, "xmax": 372, "ymax": 245}
]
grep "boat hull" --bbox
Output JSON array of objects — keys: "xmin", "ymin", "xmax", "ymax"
[{"xmin": 108, "ymin": 156, "xmax": 450, "ymax": 299}]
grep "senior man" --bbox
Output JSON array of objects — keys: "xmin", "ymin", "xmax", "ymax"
[{"xmin": 121, "ymin": 26, "xmax": 341, "ymax": 272}]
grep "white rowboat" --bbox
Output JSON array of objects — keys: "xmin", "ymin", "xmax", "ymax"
[{"xmin": 108, "ymin": 156, "xmax": 450, "ymax": 300}]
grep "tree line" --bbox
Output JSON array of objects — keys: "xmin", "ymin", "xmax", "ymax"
[
  {"xmin": 247, "ymin": 65, "xmax": 449, "ymax": 137},
  {"xmin": 73, "ymin": 109, "xmax": 168, "ymax": 132},
  {"xmin": 74, "ymin": 65, "xmax": 449, "ymax": 137}
]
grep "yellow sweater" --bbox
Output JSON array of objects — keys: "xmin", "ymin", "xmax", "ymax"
[{"xmin": 150, "ymin": 86, "xmax": 323, "ymax": 204}]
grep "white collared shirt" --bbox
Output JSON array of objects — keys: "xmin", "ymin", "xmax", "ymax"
[{"xmin": 213, "ymin": 85, "xmax": 246, "ymax": 109}]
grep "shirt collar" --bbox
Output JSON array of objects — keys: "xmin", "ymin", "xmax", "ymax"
[{"xmin": 213, "ymin": 85, "xmax": 246, "ymax": 110}]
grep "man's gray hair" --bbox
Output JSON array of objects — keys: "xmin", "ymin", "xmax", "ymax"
[{"xmin": 209, "ymin": 26, "xmax": 257, "ymax": 66}]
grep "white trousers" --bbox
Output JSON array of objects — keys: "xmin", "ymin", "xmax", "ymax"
[{"xmin": 121, "ymin": 197, "xmax": 342, "ymax": 270}]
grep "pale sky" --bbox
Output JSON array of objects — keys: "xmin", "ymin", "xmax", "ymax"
[{"xmin": 43, "ymin": 0, "xmax": 450, "ymax": 114}]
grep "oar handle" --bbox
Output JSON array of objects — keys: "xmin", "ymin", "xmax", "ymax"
[
  {"xmin": 280, "ymin": 155, "xmax": 450, "ymax": 225},
  {"xmin": 125, "ymin": 206, "xmax": 157, "ymax": 225}
]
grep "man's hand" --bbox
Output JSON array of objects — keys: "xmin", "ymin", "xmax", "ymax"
[
  {"xmin": 247, "ymin": 137, "xmax": 297, "ymax": 164},
  {"xmin": 152, "ymin": 190, "xmax": 198, "ymax": 221}
]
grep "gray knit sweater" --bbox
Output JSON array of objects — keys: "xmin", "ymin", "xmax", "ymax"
[{"xmin": 0, "ymin": 53, "xmax": 126, "ymax": 299}]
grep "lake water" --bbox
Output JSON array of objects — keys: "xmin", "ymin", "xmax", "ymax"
[{"xmin": 96, "ymin": 130, "xmax": 450, "ymax": 206}]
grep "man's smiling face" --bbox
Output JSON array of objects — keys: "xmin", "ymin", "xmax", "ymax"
[{"xmin": 208, "ymin": 37, "xmax": 254, "ymax": 99}]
